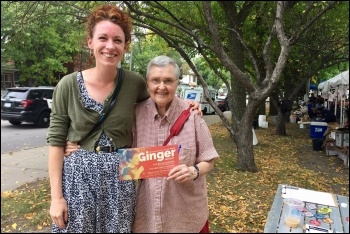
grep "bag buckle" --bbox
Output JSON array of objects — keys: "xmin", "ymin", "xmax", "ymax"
[
  {"xmin": 95, "ymin": 146, "xmax": 114, "ymax": 153},
  {"xmin": 96, "ymin": 146, "xmax": 101, "ymax": 152}
]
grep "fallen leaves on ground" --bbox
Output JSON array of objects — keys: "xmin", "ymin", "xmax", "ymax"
[
  {"xmin": 207, "ymin": 122, "xmax": 348, "ymax": 233},
  {"xmin": 1, "ymin": 179, "xmax": 51, "ymax": 233},
  {"xmin": 1, "ymin": 121, "xmax": 348, "ymax": 233}
]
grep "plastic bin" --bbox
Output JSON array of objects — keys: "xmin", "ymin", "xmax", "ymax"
[
  {"xmin": 335, "ymin": 128, "xmax": 349, "ymax": 148},
  {"xmin": 310, "ymin": 122, "xmax": 328, "ymax": 138},
  {"xmin": 312, "ymin": 138, "xmax": 324, "ymax": 151},
  {"xmin": 260, "ymin": 121, "xmax": 269, "ymax": 128},
  {"xmin": 259, "ymin": 115, "xmax": 266, "ymax": 122},
  {"xmin": 290, "ymin": 115, "xmax": 297, "ymax": 123}
]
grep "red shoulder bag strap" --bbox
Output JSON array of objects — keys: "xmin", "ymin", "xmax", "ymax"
[{"xmin": 163, "ymin": 105, "xmax": 193, "ymax": 146}]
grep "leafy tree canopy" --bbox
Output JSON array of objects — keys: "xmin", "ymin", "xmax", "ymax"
[{"xmin": 1, "ymin": 1, "xmax": 90, "ymax": 85}]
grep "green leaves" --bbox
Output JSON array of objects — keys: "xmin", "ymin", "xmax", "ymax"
[{"xmin": 1, "ymin": 1, "xmax": 87, "ymax": 86}]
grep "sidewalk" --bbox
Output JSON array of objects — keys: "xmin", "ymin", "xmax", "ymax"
[{"xmin": 1, "ymin": 146, "xmax": 49, "ymax": 192}]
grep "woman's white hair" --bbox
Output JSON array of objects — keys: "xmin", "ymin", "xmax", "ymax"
[{"xmin": 146, "ymin": 55, "xmax": 181, "ymax": 79}]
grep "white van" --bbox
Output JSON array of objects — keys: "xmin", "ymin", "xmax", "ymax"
[{"xmin": 177, "ymin": 86, "xmax": 216, "ymax": 115}]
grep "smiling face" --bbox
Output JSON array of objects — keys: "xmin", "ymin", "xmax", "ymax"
[
  {"xmin": 147, "ymin": 64, "xmax": 179, "ymax": 115},
  {"xmin": 87, "ymin": 20, "xmax": 126, "ymax": 68}
]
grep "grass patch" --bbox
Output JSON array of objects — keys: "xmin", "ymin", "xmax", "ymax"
[
  {"xmin": 1, "ymin": 121, "xmax": 349, "ymax": 233},
  {"xmin": 1, "ymin": 178, "xmax": 51, "ymax": 232}
]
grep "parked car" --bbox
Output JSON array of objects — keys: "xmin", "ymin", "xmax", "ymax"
[
  {"xmin": 215, "ymin": 97, "xmax": 229, "ymax": 112},
  {"xmin": 1, "ymin": 86, "xmax": 54, "ymax": 127}
]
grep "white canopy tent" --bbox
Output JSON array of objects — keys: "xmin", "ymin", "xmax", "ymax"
[{"xmin": 318, "ymin": 70, "xmax": 349, "ymax": 126}]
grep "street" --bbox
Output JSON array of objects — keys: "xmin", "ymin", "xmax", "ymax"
[{"xmin": 1, "ymin": 120, "xmax": 49, "ymax": 154}]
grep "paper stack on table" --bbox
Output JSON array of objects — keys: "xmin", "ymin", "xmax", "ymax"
[{"xmin": 281, "ymin": 185, "xmax": 337, "ymax": 207}]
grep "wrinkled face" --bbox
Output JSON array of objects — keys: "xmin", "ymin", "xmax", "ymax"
[
  {"xmin": 87, "ymin": 20, "xmax": 126, "ymax": 68},
  {"xmin": 147, "ymin": 65, "xmax": 179, "ymax": 110}
]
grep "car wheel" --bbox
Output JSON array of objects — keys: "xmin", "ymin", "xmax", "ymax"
[
  {"xmin": 9, "ymin": 120, "xmax": 22, "ymax": 125},
  {"xmin": 202, "ymin": 107, "xmax": 207, "ymax": 115},
  {"xmin": 36, "ymin": 112, "xmax": 50, "ymax": 128}
]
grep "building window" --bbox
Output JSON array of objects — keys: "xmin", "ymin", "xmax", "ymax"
[
  {"xmin": 2, "ymin": 73, "xmax": 14, "ymax": 90},
  {"xmin": 14, "ymin": 76, "xmax": 20, "ymax": 87},
  {"xmin": 190, "ymin": 75, "xmax": 197, "ymax": 84}
]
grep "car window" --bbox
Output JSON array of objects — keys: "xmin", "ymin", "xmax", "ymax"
[
  {"xmin": 42, "ymin": 90, "xmax": 53, "ymax": 99},
  {"xmin": 2, "ymin": 90, "xmax": 28, "ymax": 99},
  {"xmin": 27, "ymin": 90, "xmax": 44, "ymax": 100}
]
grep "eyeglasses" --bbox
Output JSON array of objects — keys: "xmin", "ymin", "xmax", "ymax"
[{"xmin": 148, "ymin": 78, "xmax": 178, "ymax": 86}]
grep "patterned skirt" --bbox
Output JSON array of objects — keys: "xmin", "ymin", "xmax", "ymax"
[{"xmin": 52, "ymin": 149, "xmax": 135, "ymax": 233}]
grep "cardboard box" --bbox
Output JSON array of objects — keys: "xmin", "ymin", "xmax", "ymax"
[
  {"xmin": 327, "ymin": 122, "xmax": 340, "ymax": 130},
  {"xmin": 324, "ymin": 132, "xmax": 336, "ymax": 141},
  {"xmin": 298, "ymin": 121, "xmax": 310, "ymax": 129},
  {"xmin": 323, "ymin": 122, "xmax": 340, "ymax": 138},
  {"xmin": 337, "ymin": 147, "xmax": 349, "ymax": 167},
  {"xmin": 324, "ymin": 141, "xmax": 338, "ymax": 156}
]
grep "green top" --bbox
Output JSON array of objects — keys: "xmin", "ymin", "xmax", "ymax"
[{"xmin": 46, "ymin": 69, "xmax": 150, "ymax": 151}]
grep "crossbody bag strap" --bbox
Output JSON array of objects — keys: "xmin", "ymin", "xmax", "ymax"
[
  {"xmin": 163, "ymin": 105, "xmax": 192, "ymax": 146},
  {"xmin": 89, "ymin": 68, "xmax": 124, "ymax": 135}
]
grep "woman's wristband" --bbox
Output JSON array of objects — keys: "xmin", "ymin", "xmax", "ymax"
[{"xmin": 193, "ymin": 164, "xmax": 199, "ymax": 180}]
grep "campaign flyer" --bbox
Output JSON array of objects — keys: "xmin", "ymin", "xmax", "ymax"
[{"xmin": 118, "ymin": 144, "xmax": 179, "ymax": 180}]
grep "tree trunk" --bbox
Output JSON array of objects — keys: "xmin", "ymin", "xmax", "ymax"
[
  {"xmin": 234, "ymin": 117, "xmax": 258, "ymax": 172},
  {"xmin": 226, "ymin": 18, "xmax": 258, "ymax": 172},
  {"xmin": 269, "ymin": 92, "xmax": 279, "ymax": 116},
  {"xmin": 276, "ymin": 111, "xmax": 287, "ymax": 135},
  {"xmin": 258, "ymin": 102, "xmax": 266, "ymax": 116}
]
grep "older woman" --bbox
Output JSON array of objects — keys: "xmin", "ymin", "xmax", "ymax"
[{"xmin": 132, "ymin": 55, "xmax": 219, "ymax": 233}]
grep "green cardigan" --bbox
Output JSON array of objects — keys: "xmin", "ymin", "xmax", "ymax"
[{"xmin": 46, "ymin": 69, "xmax": 149, "ymax": 151}]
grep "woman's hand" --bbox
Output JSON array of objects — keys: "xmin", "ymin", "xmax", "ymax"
[
  {"xmin": 167, "ymin": 164, "xmax": 197, "ymax": 183},
  {"xmin": 64, "ymin": 141, "xmax": 80, "ymax": 156},
  {"xmin": 185, "ymin": 100, "xmax": 203, "ymax": 117},
  {"xmin": 50, "ymin": 197, "xmax": 68, "ymax": 229}
]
